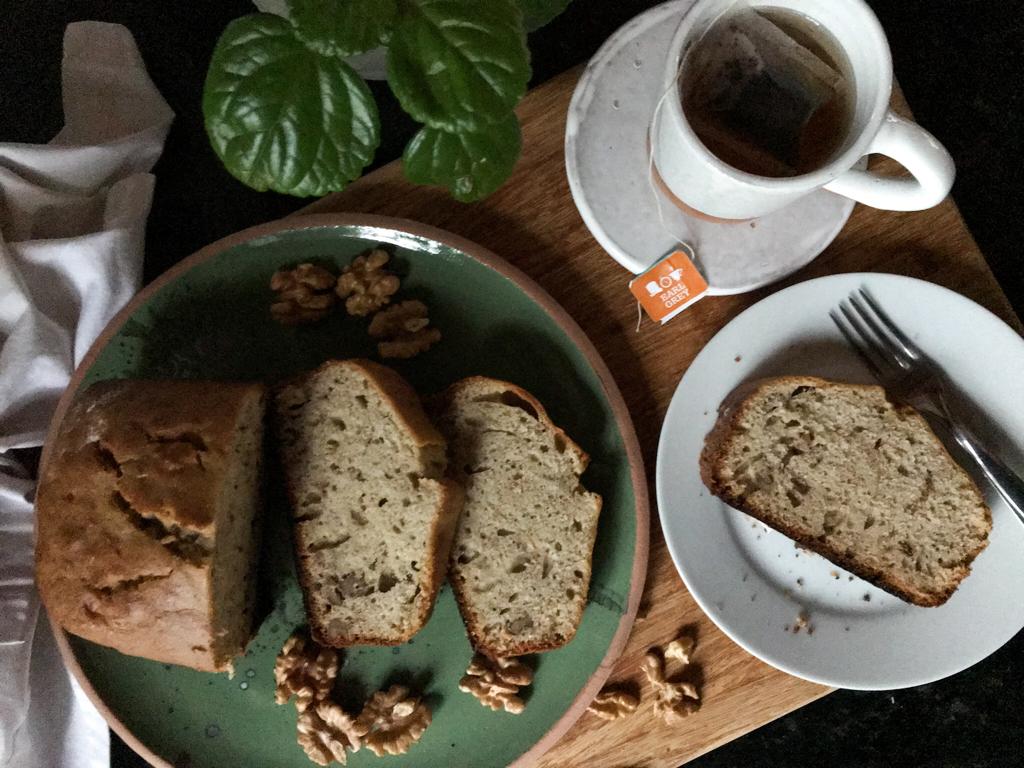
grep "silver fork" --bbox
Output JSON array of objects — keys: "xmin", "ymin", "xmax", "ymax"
[{"xmin": 831, "ymin": 288, "xmax": 1024, "ymax": 525}]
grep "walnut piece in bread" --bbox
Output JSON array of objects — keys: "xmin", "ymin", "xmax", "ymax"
[{"xmin": 35, "ymin": 379, "xmax": 266, "ymax": 672}]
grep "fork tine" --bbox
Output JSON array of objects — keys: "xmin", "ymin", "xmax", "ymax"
[
  {"xmin": 839, "ymin": 302, "xmax": 894, "ymax": 371},
  {"xmin": 857, "ymin": 288, "xmax": 922, "ymax": 358},
  {"xmin": 830, "ymin": 307, "xmax": 887, "ymax": 379},
  {"xmin": 849, "ymin": 292, "xmax": 911, "ymax": 368}
]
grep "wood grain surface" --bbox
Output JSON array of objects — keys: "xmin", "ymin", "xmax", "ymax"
[{"xmin": 299, "ymin": 66, "xmax": 1020, "ymax": 768}]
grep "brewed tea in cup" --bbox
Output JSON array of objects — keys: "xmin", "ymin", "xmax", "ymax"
[{"xmin": 653, "ymin": 0, "xmax": 955, "ymax": 221}]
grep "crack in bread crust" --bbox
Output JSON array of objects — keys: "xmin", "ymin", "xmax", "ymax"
[
  {"xmin": 35, "ymin": 379, "xmax": 266, "ymax": 672},
  {"xmin": 109, "ymin": 490, "xmax": 213, "ymax": 564}
]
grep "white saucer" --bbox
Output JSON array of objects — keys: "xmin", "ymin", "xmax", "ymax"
[
  {"xmin": 565, "ymin": 1, "xmax": 859, "ymax": 294},
  {"xmin": 656, "ymin": 273, "xmax": 1024, "ymax": 689}
]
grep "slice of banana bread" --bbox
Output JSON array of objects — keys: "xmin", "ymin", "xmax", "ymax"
[
  {"xmin": 434, "ymin": 377, "xmax": 602, "ymax": 657},
  {"xmin": 700, "ymin": 376, "xmax": 991, "ymax": 606},
  {"xmin": 274, "ymin": 360, "xmax": 462, "ymax": 646}
]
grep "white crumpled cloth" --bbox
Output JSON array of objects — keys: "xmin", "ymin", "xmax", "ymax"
[{"xmin": 0, "ymin": 21, "xmax": 173, "ymax": 767}]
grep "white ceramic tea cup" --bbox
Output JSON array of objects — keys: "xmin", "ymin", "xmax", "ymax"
[{"xmin": 652, "ymin": 0, "xmax": 956, "ymax": 221}]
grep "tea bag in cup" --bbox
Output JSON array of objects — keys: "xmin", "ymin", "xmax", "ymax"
[{"xmin": 680, "ymin": 1, "xmax": 850, "ymax": 177}]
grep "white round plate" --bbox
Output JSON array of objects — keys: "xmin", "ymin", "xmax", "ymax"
[
  {"xmin": 657, "ymin": 273, "xmax": 1024, "ymax": 689},
  {"xmin": 565, "ymin": 0, "xmax": 860, "ymax": 293}
]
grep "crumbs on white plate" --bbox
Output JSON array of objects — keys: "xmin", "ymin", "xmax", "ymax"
[{"xmin": 792, "ymin": 610, "xmax": 814, "ymax": 635}]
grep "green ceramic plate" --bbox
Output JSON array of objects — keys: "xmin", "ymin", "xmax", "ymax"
[{"xmin": 49, "ymin": 214, "xmax": 648, "ymax": 768}]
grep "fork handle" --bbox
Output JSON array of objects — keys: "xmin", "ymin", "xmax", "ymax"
[{"xmin": 950, "ymin": 423, "xmax": 1024, "ymax": 526}]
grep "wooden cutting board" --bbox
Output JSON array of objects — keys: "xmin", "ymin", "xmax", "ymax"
[{"xmin": 299, "ymin": 66, "xmax": 1020, "ymax": 768}]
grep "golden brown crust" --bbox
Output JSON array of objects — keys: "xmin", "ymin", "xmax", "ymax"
[
  {"xmin": 436, "ymin": 376, "xmax": 591, "ymax": 472},
  {"xmin": 699, "ymin": 376, "xmax": 991, "ymax": 607},
  {"xmin": 437, "ymin": 376, "xmax": 601, "ymax": 657},
  {"xmin": 35, "ymin": 379, "xmax": 265, "ymax": 671},
  {"xmin": 289, "ymin": 359, "xmax": 447, "ymax": 454},
  {"xmin": 415, "ymin": 478, "xmax": 464, "ymax": 631},
  {"xmin": 280, "ymin": 359, "xmax": 462, "ymax": 647}
]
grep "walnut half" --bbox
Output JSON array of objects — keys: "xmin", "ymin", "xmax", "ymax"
[
  {"xmin": 642, "ymin": 650, "xmax": 700, "ymax": 722},
  {"xmin": 368, "ymin": 300, "xmax": 441, "ymax": 359},
  {"xmin": 296, "ymin": 701, "xmax": 362, "ymax": 766},
  {"xmin": 663, "ymin": 636, "xmax": 695, "ymax": 666},
  {"xmin": 459, "ymin": 653, "xmax": 533, "ymax": 714},
  {"xmin": 274, "ymin": 630, "xmax": 339, "ymax": 713},
  {"xmin": 270, "ymin": 263, "xmax": 338, "ymax": 325},
  {"xmin": 588, "ymin": 686, "xmax": 640, "ymax": 720},
  {"xmin": 336, "ymin": 249, "xmax": 400, "ymax": 316},
  {"xmin": 352, "ymin": 685, "xmax": 431, "ymax": 757}
]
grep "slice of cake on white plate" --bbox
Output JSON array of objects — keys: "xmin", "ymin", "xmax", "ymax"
[{"xmin": 700, "ymin": 375, "xmax": 991, "ymax": 606}]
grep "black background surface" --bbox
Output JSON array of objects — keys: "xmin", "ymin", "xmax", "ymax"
[{"xmin": 3, "ymin": 2, "xmax": 1022, "ymax": 766}]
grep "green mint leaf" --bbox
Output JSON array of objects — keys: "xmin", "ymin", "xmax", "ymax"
[
  {"xmin": 516, "ymin": 0, "xmax": 572, "ymax": 32},
  {"xmin": 288, "ymin": 0, "xmax": 397, "ymax": 57},
  {"xmin": 402, "ymin": 113, "xmax": 521, "ymax": 202},
  {"xmin": 387, "ymin": 0, "xmax": 530, "ymax": 131},
  {"xmin": 203, "ymin": 14, "xmax": 380, "ymax": 197}
]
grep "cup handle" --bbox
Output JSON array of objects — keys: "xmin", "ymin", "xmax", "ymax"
[{"xmin": 824, "ymin": 111, "xmax": 955, "ymax": 211}]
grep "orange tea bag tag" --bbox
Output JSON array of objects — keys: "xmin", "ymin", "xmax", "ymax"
[{"xmin": 629, "ymin": 247, "xmax": 709, "ymax": 324}]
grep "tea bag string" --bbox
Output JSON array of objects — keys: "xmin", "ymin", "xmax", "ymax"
[
  {"xmin": 645, "ymin": 56, "xmax": 695, "ymax": 253},
  {"xmin": 635, "ymin": 63, "xmax": 692, "ymax": 333},
  {"xmin": 645, "ymin": 0, "xmax": 750, "ymax": 257},
  {"xmin": 637, "ymin": 2, "xmax": 745, "ymax": 330}
]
